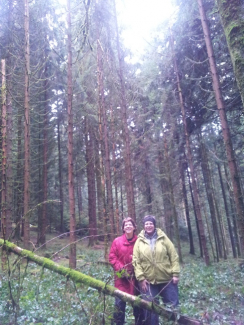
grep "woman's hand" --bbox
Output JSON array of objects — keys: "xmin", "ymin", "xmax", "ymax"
[
  {"xmin": 139, "ymin": 279, "xmax": 149, "ymax": 292},
  {"xmin": 172, "ymin": 276, "xmax": 179, "ymax": 284}
]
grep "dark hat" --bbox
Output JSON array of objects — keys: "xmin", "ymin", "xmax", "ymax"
[{"xmin": 143, "ymin": 215, "xmax": 156, "ymax": 227}]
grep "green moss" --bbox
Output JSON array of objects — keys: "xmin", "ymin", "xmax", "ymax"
[{"xmin": 217, "ymin": 0, "xmax": 244, "ymax": 106}]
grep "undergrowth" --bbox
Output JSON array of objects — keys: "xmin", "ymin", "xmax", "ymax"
[
  {"xmin": 179, "ymin": 258, "xmax": 244, "ymax": 324},
  {"xmin": 0, "ymin": 237, "xmax": 244, "ymax": 325}
]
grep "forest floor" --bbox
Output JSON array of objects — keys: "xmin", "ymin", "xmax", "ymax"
[{"xmin": 0, "ymin": 232, "xmax": 244, "ymax": 325}]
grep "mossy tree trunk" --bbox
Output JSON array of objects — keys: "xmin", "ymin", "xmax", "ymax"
[
  {"xmin": 216, "ymin": 0, "xmax": 244, "ymax": 108},
  {"xmin": 0, "ymin": 239, "xmax": 201, "ymax": 325}
]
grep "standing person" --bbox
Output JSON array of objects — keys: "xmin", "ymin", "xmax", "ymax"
[
  {"xmin": 133, "ymin": 215, "xmax": 180, "ymax": 325},
  {"xmin": 109, "ymin": 217, "xmax": 143, "ymax": 325}
]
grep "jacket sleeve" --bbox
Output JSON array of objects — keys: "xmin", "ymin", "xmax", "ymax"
[
  {"xmin": 132, "ymin": 239, "xmax": 145, "ymax": 281},
  {"xmin": 165, "ymin": 236, "xmax": 180, "ymax": 277},
  {"xmin": 108, "ymin": 239, "xmax": 124, "ymax": 272}
]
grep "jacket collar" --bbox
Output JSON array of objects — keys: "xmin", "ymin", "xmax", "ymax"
[
  {"xmin": 138, "ymin": 228, "xmax": 166, "ymax": 242},
  {"xmin": 121, "ymin": 232, "xmax": 137, "ymax": 245}
]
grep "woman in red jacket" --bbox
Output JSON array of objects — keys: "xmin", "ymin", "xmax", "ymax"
[{"xmin": 109, "ymin": 217, "xmax": 143, "ymax": 325}]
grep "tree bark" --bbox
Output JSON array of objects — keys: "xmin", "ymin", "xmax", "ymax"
[
  {"xmin": 216, "ymin": 0, "xmax": 244, "ymax": 107},
  {"xmin": 85, "ymin": 117, "xmax": 97, "ymax": 246},
  {"xmin": 163, "ymin": 135, "xmax": 183, "ymax": 263},
  {"xmin": 24, "ymin": 0, "xmax": 30, "ymax": 249},
  {"xmin": 67, "ymin": 0, "xmax": 76, "ymax": 268},
  {"xmin": 197, "ymin": 0, "xmax": 244, "ymax": 256},
  {"xmin": 224, "ymin": 163, "xmax": 241, "ymax": 256},
  {"xmin": 217, "ymin": 163, "xmax": 237, "ymax": 258},
  {"xmin": 57, "ymin": 111, "xmax": 64, "ymax": 233},
  {"xmin": 179, "ymin": 152, "xmax": 195, "ymax": 255},
  {"xmin": 199, "ymin": 135, "xmax": 222, "ymax": 260},
  {"xmin": 1, "ymin": 59, "xmax": 12, "ymax": 240},
  {"xmin": 15, "ymin": 110, "xmax": 23, "ymax": 239},
  {"xmin": 187, "ymin": 166, "xmax": 203, "ymax": 257},
  {"xmin": 94, "ymin": 133, "xmax": 104, "ymax": 233},
  {"xmin": 40, "ymin": 59, "xmax": 49, "ymax": 246},
  {"xmin": 110, "ymin": 105, "xmax": 120, "ymax": 234},
  {"xmin": 158, "ymin": 147, "xmax": 173, "ymax": 237}
]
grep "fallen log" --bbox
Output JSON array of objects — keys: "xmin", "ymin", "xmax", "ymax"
[{"xmin": 0, "ymin": 239, "xmax": 202, "ymax": 325}]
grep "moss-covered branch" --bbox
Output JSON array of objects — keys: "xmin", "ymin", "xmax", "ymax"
[
  {"xmin": 0, "ymin": 239, "xmax": 201, "ymax": 325},
  {"xmin": 216, "ymin": 0, "xmax": 244, "ymax": 107}
]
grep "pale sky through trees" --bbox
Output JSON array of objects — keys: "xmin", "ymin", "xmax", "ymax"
[{"xmin": 117, "ymin": 0, "xmax": 174, "ymax": 55}]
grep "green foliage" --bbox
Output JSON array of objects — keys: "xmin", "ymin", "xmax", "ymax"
[
  {"xmin": 179, "ymin": 259, "xmax": 244, "ymax": 324},
  {"xmin": 0, "ymin": 250, "xmax": 114, "ymax": 324},
  {"xmin": 1, "ymin": 245, "xmax": 244, "ymax": 324}
]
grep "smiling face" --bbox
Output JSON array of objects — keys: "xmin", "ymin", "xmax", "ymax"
[
  {"xmin": 144, "ymin": 221, "xmax": 155, "ymax": 235},
  {"xmin": 123, "ymin": 221, "xmax": 135, "ymax": 238}
]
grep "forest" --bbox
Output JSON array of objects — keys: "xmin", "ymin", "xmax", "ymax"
[{"xmin": 0, "ymin": 0, "xmax": 244, "ymax": 324}]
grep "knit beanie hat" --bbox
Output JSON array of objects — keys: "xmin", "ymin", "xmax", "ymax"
[{"xmin": 143, "ymin": 215, "xmax": 156, "ymax": 227}]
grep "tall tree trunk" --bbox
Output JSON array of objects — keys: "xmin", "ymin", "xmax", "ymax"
[
  {"xmin": 15, "ymin": 110, "xmax": 23, "ymax": 239},
  {"xmin": 216, "ymin": 0, "xmax": 244, "ymax": 107},
  {"xmin": 187, "ymin": 166, "xmax": 203, "ymax": 257},
  {"xmin": 40, "ymin": 61, "xmax": 49, "ymax": 246},
  {"xmin": 163, "ymin": 135, "xmax": 183, "ymax": 263},
  {"xmin": 110, "ymin": 105, "xmax": 120, "ymax": 234},
  {"xmin": 224, "ymin": 163, "xmax": 241, "ymax": 256},
  {"xmin": 144, "ymin": 156, "xmax": 153, "ymax": 214},
  {"xmin": 158, "ymin": 147, "xmax": 172, "ymax": 237},
  {"xmin": 94, "ymin": 133, "xmax": 104, "ymax": 232},
  {"xmin": 1, "ymin": 59, "xmax": 12, "ymax": 240},
  {"xmin": 37, "ymin": 119, "xmax": 42, "ymax": 243},
  {"xmin": 96, "ymin": 18, "xmax": 115, "ymax": 237},
  {"xmin": 23, "ymin": 0, "xmax": 30, "ymax": 249},
  {"xmin": 97, "ymin": 97, "xmax": 109, "ymax": 258},
  {"xmin": 4, "ymin": 0, "xmax": 14, "ymax": 241},
  {"xmin": 57, "ymin": 112, "xmax": 64, "ymax": 233},
  {"xmin": 199, "ymin": 135, "xmax": 222, "ymax": 260},
  {"xmin": 197, "ymin": 0, "xmax": 244, "ymax": 256},
  {"xmin": 179, "ymin": 154, "xmax": 195, "ymax": 255},
  {"xmin": 112, "ymin": 0, "xmax": 136, "ymax": 221},
  {"xmin": 67, "ymin": 0, "xmax": 76, "ymax": 268},
  {"xmin": 76, "ymin": 162, "xmax": 83, "ymax": 227},
  {"xmin": 170, "ymin": 30, "xmax": 209, "ymax": 265},
  {"xmin": 85, "ymin": 117, "xmax": 97, "ymax": 246},
  {"xmin": 217, "ymin": 163, "xmax": 237, "ymax": 258},
  {"xmin": 213, "ymin": 191, "xmax": 228, "ymax": 259}
]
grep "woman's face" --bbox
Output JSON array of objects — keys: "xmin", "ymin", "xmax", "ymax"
[
  {"xmin": 144, "ymin": 221, "xmax": 155, "ymax": 235},
  {"xmin": 123, "ymin": 221, "xmax": 135, "ymax": 236}
]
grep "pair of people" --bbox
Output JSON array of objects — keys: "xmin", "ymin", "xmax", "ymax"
[{"xmin": 109, "ymin": 215, "xmax": 180, "ymax": 325}]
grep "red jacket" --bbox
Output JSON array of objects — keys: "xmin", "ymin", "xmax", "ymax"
[{"xmin": 109, "ymin": 233, "xmax": 137, "ymax": 295}]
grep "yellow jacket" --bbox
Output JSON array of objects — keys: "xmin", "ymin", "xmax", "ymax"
[{"xmin": 132, "ymin": 228, "xmax": 180, "ymax": 284}]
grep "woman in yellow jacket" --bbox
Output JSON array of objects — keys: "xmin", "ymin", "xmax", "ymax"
[{"xmin": 132, "ymin": 215, "xmax": 180, "ymax": 325}]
